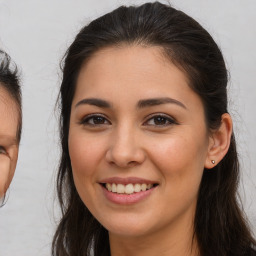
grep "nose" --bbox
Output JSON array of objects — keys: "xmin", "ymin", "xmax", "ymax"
[{"xmin": 105, "ymin": 126, "xmax": 146, "ymax": 168}]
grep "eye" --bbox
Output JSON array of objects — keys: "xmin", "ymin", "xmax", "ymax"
[
  {"xmin": 0, "ymin": 146, "xmax": 7, "ymax": 154},
  {"xmin": 80, "ymin": 114, "xmax": 111, "ymax": 126},
  {"xmin": 144, "ymin": 114, "xmax": 177, "ymax": 127}
]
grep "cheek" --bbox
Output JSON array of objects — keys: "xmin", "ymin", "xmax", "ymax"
[
  {"xmin": 145, "ymin": 134, "xmax": 208, "ymax": 220},
  {"xmin": 148, "ymin": 133, "xmax": 208, "ymax": 184},
  {"xmin": 68, "ymin": 132, "xmax": 108, "ymax": 214},
  {"xmin": 68, "ymin": 133, "xmax": 105, "ymax": 179}
]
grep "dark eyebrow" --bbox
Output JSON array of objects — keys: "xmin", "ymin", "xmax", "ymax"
[
  {"xmin": 137, "ymin": 97, "xmax": 187, "ymax": 109},
  {"xmin": 75, "ymin": 98, "xmax": 112, "ymax": 108},
  {"xmin": 75, "ymin": 97, "xmax": 186, "ymax": 110}
]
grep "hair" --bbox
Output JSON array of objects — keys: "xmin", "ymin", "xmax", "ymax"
[
  {"xmin": 52, "ymin": 2, "xmax": 256, "ymax": 256},
  {"xmin": 0, "ymin": 50, "xmax": 22, "ymax": 207},
  {"xmin": 0, "ymin": 50, "xmax": 22, "ymax": 142}
]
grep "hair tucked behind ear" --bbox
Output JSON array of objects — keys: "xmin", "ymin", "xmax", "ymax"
[{"xmin": 53, "ymin": 2, "xmax": 255, "ymax": 255}]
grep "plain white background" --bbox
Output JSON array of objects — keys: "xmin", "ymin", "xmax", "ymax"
[{"xmin": 0, "ymin": 0, "xmax": 255, "ymax": 255}]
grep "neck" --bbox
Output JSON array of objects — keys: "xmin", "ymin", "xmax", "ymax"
[{"xmin": 109, "ymin": 212, "xmax": 199, "ymax": 256}]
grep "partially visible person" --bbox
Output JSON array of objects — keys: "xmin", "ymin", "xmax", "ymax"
[
  {"xmin": 0, "ymin": 50, "xmax": 22, "ymax": 206},
  {"xmin": 52, "ymin": 2, "xmax": 256, "ymax": 256}
]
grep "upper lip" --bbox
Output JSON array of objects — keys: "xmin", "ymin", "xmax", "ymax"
[{"xmin": 99, "ymin": 177, "xmax": 159, "ymax": 185}]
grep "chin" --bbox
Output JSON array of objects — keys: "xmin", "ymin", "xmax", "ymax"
[
  {"xmin": 108, "ymin": 224, "xmax": 150, "ymax": 238},
  {"xmin": 99, "ymin": 214, "xmax": 154, "ymax": 238}
]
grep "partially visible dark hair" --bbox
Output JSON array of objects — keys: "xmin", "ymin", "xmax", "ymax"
[
  {"xmin": 53, "ymin": 2, "xmax": 256, "ymax": 256},
  {"xmin": 0, "ymin": 50, "xmax": 22, "ymax": 142},
  {"xmin": 0, "ymin": 50, "xmax": 22, "ymax": 207}
]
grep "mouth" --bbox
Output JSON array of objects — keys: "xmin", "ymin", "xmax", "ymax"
[{"xmin": 100, "ymin": 182, "xmax": 159, "ymax": 195}]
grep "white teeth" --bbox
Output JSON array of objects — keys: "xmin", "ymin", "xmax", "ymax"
[
  {"xmin": 112, "ymin": 183, "xmax": 117, "ymax": 193},
  {"xmin": 125, "ymin": 184, "xmax": 134, "ymax": 194},
  {"xmin": 134, "ymin": 183, "xmax": 141, "ymax": 192},
  {"xmin": 141, "ymin": 183, "xmax": 147, "ymax": 191},
  {"xmin": 116, "ymin": 184, "xmax": 125, "ymax": 194},
  {"xmin": 105, "ymin": 183, "xmax": 155, "ymax": 194},
  {"xmin": 147, "ymin": 184, "xmax": 153, "ymax": 189},
  {"xmin": 106, "ymin": 183, "xmax": 112, "ymax": 191}
]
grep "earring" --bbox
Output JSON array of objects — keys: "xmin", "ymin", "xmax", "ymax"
[{"xmin": 211, "ymin": 160, "xmax": 215, "ymax": 164}]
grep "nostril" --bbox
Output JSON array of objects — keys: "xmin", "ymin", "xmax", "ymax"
[
  {"xmin": 108, "ymin": 160, "xmax": 139, "ymax": 168},
  {"xmin": 127, "ymin": 161, "xmax": 138, "ymax": 167}
]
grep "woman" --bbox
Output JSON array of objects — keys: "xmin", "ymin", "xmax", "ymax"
[
  {"xmin": 0, "ymin": 50, "xmax": 22, "ymax": 205},
  {"xmin": 52, "ymin": 2, "xmax": 256, "ymax": 255}
]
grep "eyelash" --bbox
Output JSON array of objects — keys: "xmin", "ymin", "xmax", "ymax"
[
  {"xmin": 80, "ymin": 113, "xmax": 177, "ymax": 127},
  {"xmin": 0, "ymin": 146, "xmax": 7, "ymax": 154},
  {"xmin": 144, "ymin": 114, "xmax": 177, "ymax": 127},
  {"xmin": 80, "ymin": 114, "xmax": 110, "ymax": 126}
]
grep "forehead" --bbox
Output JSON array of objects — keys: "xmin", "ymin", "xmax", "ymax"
[
  {"xmin": 78, "ymin": 46, "xmax": 186, "ymax": 92},
  {"xmin": 0, "ymin": 86, "xmax": 19, "ymax": 142},
  {"xmin": 74, "ymin": 46, "xmax": 202, "ymax": 111}
]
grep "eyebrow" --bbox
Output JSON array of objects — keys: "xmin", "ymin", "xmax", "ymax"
[
  {"xmin": 137, "ymin": 97, "xmax": 187, "ymax": 109},
  {"xmin": 75, "ymin": 97, "xmax": 187, "ymax": 110},
  {"xmin": 75, "ymin": 98, "xmax": 112, "ymax": 108}
]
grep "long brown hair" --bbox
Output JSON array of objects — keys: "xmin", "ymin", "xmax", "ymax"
[{"xmin": 52, "ymin": 2, "xmax": 256, "ymax": 255}]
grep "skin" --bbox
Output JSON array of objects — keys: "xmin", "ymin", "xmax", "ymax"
[
  {"xmin": 68, "ymin": 45, "xmax": 232, "ymax": 256},
  {"xmin": 0, "ymin": 86, "xmax": 19, "ymax": 199}
]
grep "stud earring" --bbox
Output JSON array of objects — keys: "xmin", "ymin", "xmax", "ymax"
[{"xmin": 211, "ymin": 160, "xmax": 215, "ymax": 164}]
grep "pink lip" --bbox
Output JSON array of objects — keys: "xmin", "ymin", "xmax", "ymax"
[
  {"xmin": 100, "ymin": 183, "xmax": 158, "ymax": 205},
  {"xmin": 99, "ymin": 176, "xmax": 158, "ymax": 185}
]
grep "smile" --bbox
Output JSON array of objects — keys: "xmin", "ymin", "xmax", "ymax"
[
  {"xmin": 99, "ymin": 178, "xmax": 159, "ymax": 205},
  {"xmin": 99, "ymin": 177, "xmax": 159, "ymax": 204},
  {"xmin": 104, "ymin": 183, "xmax": 155, "ymax": 194}
]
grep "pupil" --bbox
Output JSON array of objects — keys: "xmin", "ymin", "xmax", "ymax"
[
  {"xmin": 94, "ymin": 116, "xmax": 104, "ymax": 124},
  {"xmin": 154, "ymin": 116, "xmax": 166, "ymax": 125}
]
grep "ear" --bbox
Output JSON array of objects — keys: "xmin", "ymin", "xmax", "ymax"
[{"xmin": 205, "ymin": 113, "xmax": 233, "ymax": 169}]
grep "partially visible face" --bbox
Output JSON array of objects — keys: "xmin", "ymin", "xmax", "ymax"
[
  {"xmin": 68, "ymin": 46, "xmax": 211, "ymax": 238},
  {"xmin": 0, "ymin": 86, "xmax": 19, "ymax": 199}
]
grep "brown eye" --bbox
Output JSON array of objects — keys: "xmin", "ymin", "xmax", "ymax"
[
  {"xmin": 144, "ymin": 114, "xmax": 176, "ymax": 127},
  {"xmin": 81, "ymin": 114, "xmax": 110, "ymax": 126},
  {"xmin": 153, "ymin": 116, "xmax": 169, "ymax": 125},
  {"xmin": 90, "ymin": 116, "xmax": 106, "ymax": 124}
]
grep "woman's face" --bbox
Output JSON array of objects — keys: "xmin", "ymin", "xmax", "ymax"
[
  {"xmin": 69, "ymin": 46, "xmax": 212, "ymax": 238},
  {"xmin": 0, "ymin": 86, "xmax": 19, "ymax": 198}
]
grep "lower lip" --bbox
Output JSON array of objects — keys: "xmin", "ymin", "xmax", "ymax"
[{"xmin": 101, "ymin": 185, "xmax": 157, "ymax": 205}]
